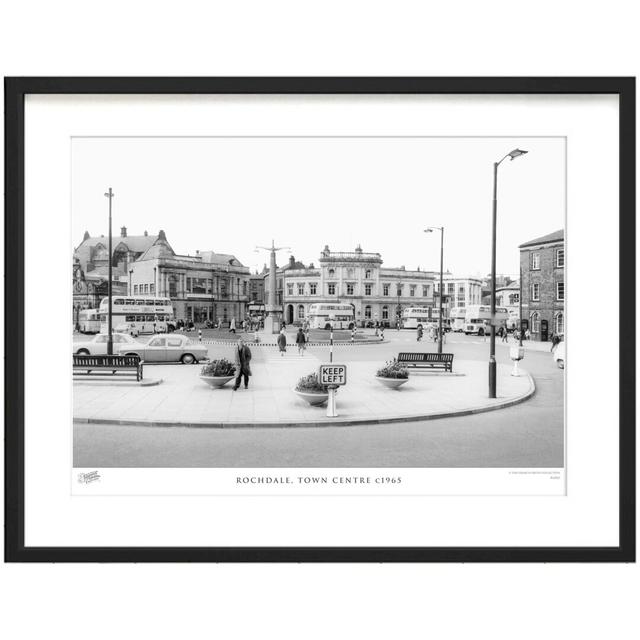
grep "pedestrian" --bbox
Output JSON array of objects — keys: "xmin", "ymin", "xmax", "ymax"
[
  {"xmin": 417, "ymin": 326, "xmax": 423, "ymax": 342},
  {"xmin": 374, "ymin": 320, "xmax": 379, "ymax": 337},
  {"xmin": 303, "ymin": 319, "xmax": 310, "ymax": 341},
  {"xmin": 232, "ymin": 337, "xmax": 252, "ymax": 390},
  {"xmin": 551, "ymin": 333, "xmax": 561, "ymax": 352},
  {"xmin": 281, "ymin": 320, "xmax": 287, "ymax": 331},
  {"xmin": 277, "ymin": 327, "xmax": 287, "ymax": 355},
  {"xmin": 229, "ymin": 317, "xmax": 236, "ymax": 334},
  {"xmin": 501, "ymin": 326, "xmax": 508, "ymax": 342},
  {"xmin": 296, "ymin": 326, "xmax": 306, "ymax": 356},
  {"xmin": 525, "ymin": 328, "xmax": 531, "ymax": 341}
]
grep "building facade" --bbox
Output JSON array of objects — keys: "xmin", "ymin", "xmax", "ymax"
[
  {"xmin": 496, "ymin": 281, "xmax": 521, "ymax": 316},
  {"xmin": 519, "ymin": 229, "xmax": 565, "ymax": 341},
  {"xmin": 129, "ymin": 240, "xmax": 251, "ymax": 325},
  {"xmin": 265, "ymin": 245, "xmax": 438, "ymax": 327},
  {"xmin": 435, "ymin": 274, "xmax": 483, "ymax": 310},
  {"xmin": 72, "ymin": 227, "xmax": 161, "ymax": 325}
]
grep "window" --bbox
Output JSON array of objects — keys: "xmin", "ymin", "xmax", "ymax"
[
  {"xmin": 556, "ymin": 281, "xmax": 564, "ymax": 301},
  {"xmin": 447, "ymin": 283, "xmax": 455, "ymax": 295},
  {"xmin": 365, "ymin": 284, "xmax": 372, "ymax": 296},
  {"xmin": 328, "ymin": 284, "xmax": 336, "ymax": 295},
  {"xmin": 346, "ymin": 268, "xmax": 354, "ymax": 279},
  {"xmin": 365, "ymin": 269, "xmax": 371, "ymax": 279},
  {"xmin": 555, "ymin": 312, "xmax": 564, "ymax": 334},
  {"xmin": 297, "ymin": 283, "xmax": 305, "ymax": 295},
  {"xmin": 556, "ymin": 248, "xmax": 564, "ymax": 268},
  {"xmin": 95, "ymin": 335, "xmax": 108, "ymax": 343},
  {"xmin": 328, "ymin": 268, "xmax": 335, "ymax": 278},
  {"xmin": 383, "ymin": 284, "xmax": 389, "ymax": 296},
  {"xmin": 125, "ymin": 315, "xmax": 135, "ymax": 322},
  {"xmin": 287, "ymin": 283, "xmax": 293, "ymax": 296},
  {"xmin": 396, "ymin": 285, "xmax": 403, "ymax": 297},
  {"xmin": 346, "ymin": 283, "xmax": 354, "ymax": 295},
  {"xmin": 309, "ymin": 283, "xmax": 317, "ymax": 295},
  {"xmin": 530, "ymin": 311, "xmax": 540, "ymax": 333},
  {"xmin": 382, "ymin": 305, "xmax": 389, "ymax": 319},
  {"xmin": 133, "ymin": 285, "xmax": 139, "ymax": 295},
  {"xmin": 531, "ymin": 253, "xmax": 540, "ymax": 270},
  {"xmin": 458, "ymin": 286, "xmax": 465, "ymax": 296},
  {"xmin": 422, "ymin": 285, "xmax": 429, "ymax": 297},
  {"xmin": 531, "ymin": 283, "xmax": 540, "ymax": 301},
  {"xmin": 150, "ymin": 284, "xmax": 155, "ymax": 295},
  {"xmin": 297, "ymin": 305, "xmax": 305, "ymax": 319},
  {"xmin": 167, "ymin": 338, "xmax": 183, "ymax": 347},
  {"xmin": 410, "ymin": 285, "xmax": 416, "ymax": 297},
  {"xmin": 365, "ymin": 305, "xmax": 372, "ymax": 319}
]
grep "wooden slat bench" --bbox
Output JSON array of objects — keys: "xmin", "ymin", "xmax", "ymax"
[
  {"xmin": 73, "ymin": 354, "xmax": 144, "ymax": 381},
  {"xmin": 397, "ymin": 352, "xmax": 454, "ymax": 372}
]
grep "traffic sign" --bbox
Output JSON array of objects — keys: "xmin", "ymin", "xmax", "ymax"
[{"xmin": 319, "ymin": 364, "xmax": 347, "ymax": 386}]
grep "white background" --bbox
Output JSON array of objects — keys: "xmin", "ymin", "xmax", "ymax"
[{"xmin": 1, "ymin": 2, "xmax": 638, "ymax": 640}]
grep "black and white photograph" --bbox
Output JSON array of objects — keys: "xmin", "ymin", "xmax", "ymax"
[{"xmin": 72, "ymin": 135, "xmax": 565, "ymax": 476}]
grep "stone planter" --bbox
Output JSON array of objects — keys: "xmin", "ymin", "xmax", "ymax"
[
  {"xmin": 200, "ymin": 374, "xmax": 235, "ymax": 389},
  {"xmin": 510, "ymin": 346, "xmax": 525, "ymax": 361},
  {"xmin": 375, "ymin": 376, "xmax": 409, "ymax": 390},
  {"xmin": 294, "ymin": 389, "xmax": 329, "ymax": 406}
]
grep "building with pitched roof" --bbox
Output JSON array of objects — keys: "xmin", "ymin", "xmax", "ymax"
[{"xmin": 519, "ymin": 229, "xmax": 564, "ymax": 341}]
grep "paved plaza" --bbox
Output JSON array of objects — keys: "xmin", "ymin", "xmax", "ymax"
[
  {"xmin": 73, "ymin": 330, "xmax": 563, "ymax": 467},
  {"xmin": 74, "ymin": 352, "xmax": 533, "ymax": 427}
]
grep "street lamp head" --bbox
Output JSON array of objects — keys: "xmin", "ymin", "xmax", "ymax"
[{"xmin": 508, "ymin": 148, "xmax": 528, "ymax": 160}]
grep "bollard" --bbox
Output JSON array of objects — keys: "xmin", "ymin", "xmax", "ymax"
[
  {"xmin": 198, "ymin": 329, "xmax": 202, "ymax": 343},
  {"xmin": 326, "ymin": 387, "xmax": 338, "ymax": 417}
]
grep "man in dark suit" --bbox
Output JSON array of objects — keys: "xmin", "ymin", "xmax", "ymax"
[{"xmin": 233, "ymin": 337, "xmax": 252, "ymax": 390}]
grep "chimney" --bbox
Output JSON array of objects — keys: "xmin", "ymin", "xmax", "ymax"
[
  {"xmin": 144, "ymin": 230, "xmax": 148, "ymax": 237},
  {"xmin": 289, "ymin": 255, "xmax": 295, "ymax": 267},
  {"xmin": 120, "ymin": 226, "xmax": 127, "ymax": 237},
  {"xmin": 158, "ymin": 230, "xmax": 166, "ymax": 242},
  {"xmin": 83, "ymin": 231, "xmax": 90, "ymax": 241}
]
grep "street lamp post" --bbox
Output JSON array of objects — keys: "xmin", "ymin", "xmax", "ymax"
[
  {"xmin": 104, "ymin": 187, "xmax": 114, "ymax": 355},
  {"xmin": 424, "ymin": 226, "xmax": 444, "ymax": 354},
  {"xmin": 489, "ymin": 149, "xmax": 528, "ymax": 398}
]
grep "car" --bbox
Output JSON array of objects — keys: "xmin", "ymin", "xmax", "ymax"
[
  {"xmin": 553, "ymin": 341, "xmax": 565, "ymax": 369},
  {"xmin": 116, "ymin": 333, "xmax": 209, "ymax": 364},
  {"xmin": 74, "ymin": 332, "xmax": 142, "ymax": 355}
]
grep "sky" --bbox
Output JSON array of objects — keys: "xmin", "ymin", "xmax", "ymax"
[{"xmin": 72, "ymin": 137, "xmax": 565, "ymax": 277}]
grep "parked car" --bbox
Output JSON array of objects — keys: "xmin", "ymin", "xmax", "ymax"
[
  {"xmin": 116, "ymin": 333, "xmax": 209, "ymax": 364},
  {"xmin": 553, "ymin": 341, "xmax": 565, "ymax": 369},
  {"xmin": 74, "ymin": 333, "xmax": 142, "ymax": 355}
]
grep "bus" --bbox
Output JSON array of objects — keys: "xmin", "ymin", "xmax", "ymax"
[
  {"xmin": 78, "ymin": 308, "xmax": 100, "ymax": 334},
  {"xmin": 463, "ymin": 305, "xmax": 509, "ymax": 336},
  {"xmin": 402, "ymin": 307, "xmax": 433, "ymax": 330},
  {"xmin": 98, "ymin": 296, "xmax": 176, "ymax": 336},
  {"xmin": 449, "ymin": 307, "xmax": 466, "ymax": 332},
  {"xmin": 308, "ymin": 303, "xmax": 355, "ymax": 330}
]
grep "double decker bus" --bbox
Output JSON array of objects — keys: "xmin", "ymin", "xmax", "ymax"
[
  {"xmin": 463, "ymin": 305, "xmax": 508, "ymax": 336},
  {"xmin": 307, "ymin": 303, "xmax": 355, "ymax": 330},
  {"xmin": 78, "ymin": 309, "xmax": 100, "ymax": 334},
  {"xmin": 98, "ymin": 296, "xmax": 176, "ymax": 336},
  {"xmin": 402, "ymin": 307, "xmax": 433, "ymax": 330}
]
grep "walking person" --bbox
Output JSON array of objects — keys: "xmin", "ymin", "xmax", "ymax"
[
  {"xmin": 296, "ymin": 326, "xmax": 307, "ymax": 356},
  {"xmin": 229, "ymin": 317, "xmax": 236, "ymax": 334},
  {"xmin": 417, "ymin": 326, "xmax": 423, "ymax": 342},
  {"xmin": 232, "ymin": 337, "xmax": 252, "ymax": 390},
  {"xmin": 277, "ymin": 327, "xmax": 287, "ymax": 356}
]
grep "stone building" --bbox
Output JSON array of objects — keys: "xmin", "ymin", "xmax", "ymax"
[
  {"xmin": 265, "ymin": 245, "xmax": 438, "ymax": 327},
  {"xmin": 129, "ymin": 238, "xmax": 250, "ymax": 325},
  {"xmin": 436, "ymin": 274, "xmax": 483, "ymax": 310},
  {"xmin": 519, "ymin": 229, "xmax": 565, "ymax": 341},
  {"xmin": 72, "ymin": 227, "xmax": 162, "ymax": 323}
]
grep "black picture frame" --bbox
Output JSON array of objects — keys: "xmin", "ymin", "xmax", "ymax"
[{"xmin": 4, "ymin": 77, "xmax": 635, "ymax": 563}]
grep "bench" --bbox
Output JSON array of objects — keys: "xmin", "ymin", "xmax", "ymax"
[
  {"xmin": 73, "ymin": 354, "xmax": 144, "ymax": 381},
  {"xmin": 397, "ymin": 352, "xmax": 454, "ymax": 372}
]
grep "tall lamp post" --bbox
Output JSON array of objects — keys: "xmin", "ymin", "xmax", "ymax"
[
  {"xmin": 104, "ymin": 187, "xmax": 114, "ymax": 355},
  {"xmin": 489, "ymin": 149, "xmax": 528, "ymax": 398},
  {"xmin": 424, "ymin": 226, "xmax": 444, "ymax": 354}
]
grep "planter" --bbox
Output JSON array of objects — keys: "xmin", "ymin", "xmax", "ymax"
[
  {"xmin": 375, "ymin": 376, "xmax": 409, "ymax": 390},
  {"xmin": 294, "ymin": 389, "xmax": 329, "ymax": 406},
  {"xmin": 200, "ymin": 374, "xmax": 235, "ymax": 389},
  {"xmin": 509, "ymin": 346, "xmax": 525, "ymax": 361}
]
